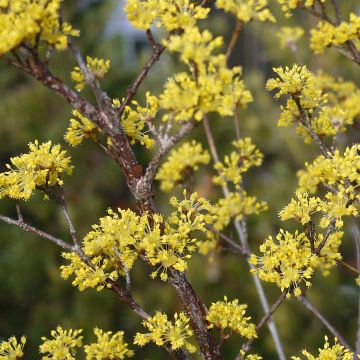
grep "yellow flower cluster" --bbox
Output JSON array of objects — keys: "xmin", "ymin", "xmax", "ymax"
[
  {"xmin": 310, "ymin": 14, "xmax": 360, "ymax": 54},
  {"xmin": 118, "ymin": 92, "xmax": 158, "ymax": 149},
  {"xmin": 71, "ymin": 57, "xmax": 111, "ymax": 92},
  {"xmin": 0, "ymin": 0, "xmax": 79, "ymax": 55},
  {"xmin": 65, "ymin": 110, "xmax": 98, "ymax": 146},
  {"xmin": 125, "ymin": 0, "xmax": 209, "ymax": 31},
  {"xmin": 61, "ymin": 192, "xmax": 215, "ymax": 288},
  {"xmin": 0, "ymin": 336, "xmax": 26, "ymax": 359},
  {"xmin": 84, "ymin": 328, "xmax": 134, "ymax": 359},
  {"xmin": 213, "ymin": 137, "xmax": 263, "ymax": 189},
  {"xmin": 212, "ymin": 191, "xmax": 267, "ymax": 230},
  {"xmin": 279, "ymin": 189, "xmax": 357, "ymax": 230},
  {"xmin": 215, "ymin": 0, "xmax": 275, "ymax": 23},
  {"xmin": 267, "ymin": 65, "xmax": 357, "ymax": 142},
  {"xmin": 279, "ymin": 191, "xmax": 322, "ymax": 225},
  {"xmin": 60, "ymin": 253, "xmax": 119, "ymax": 291},
  {"xmin": 240, "ymin": 353, "xmax": 263, "ymax": 360},
  {"xmin": 250, "ymin": 230, "xmax": 314, "ymax": 296},
  {"xmin": 134, "ymin": 312, "xmax": 196, "ymax": 353},
  {"xmin": 313, "ymin": 72, "xmax": 360, "ymax": 123},
  {"xmin": 39, "ymin": 327, "xmax": 83, "ymax": 360},
  {"xmin": 156, "ymin": 140, "xmax": 210, "ymax": 192},
  {"xmin": 297, "ymin": 145, "xmax": 360, "ymax": 200},
  {"xmin": 2, "ymin": 328, "xmax": 134, "ymax": 360},
  {"xmin": 291, "ymin": 336, "xmax": 355, "ymax": 360},
  {"xmin": 276, "ymin": 26, "xmax": 304, "ymax": 49},
  {"xmin": 206, "ymin": 296, "xmax": 257, "ymax": 339},
  {"xmin": 277, "ymin": 0, "xmax": 326, "ymax": 17},
  {"xmin": 0, "ymin": 141, "xmax": 73, "ymax": 201},
  {"xmin": 160, "ymin": 27, "xmax": 252, "ymax": 121}
]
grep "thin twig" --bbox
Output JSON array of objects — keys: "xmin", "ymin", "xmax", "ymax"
[
  {"xmin": 206, "ymin": 225, "xmax": 250, "ymax": 257},
  {"xmin": 298, "ymin": 295, "xmax": 354, "ymax": 352},
  {"xmin": 0, "ymin": 214, "xmax": 74, "ymax": 252},
  {"xmin": 330, "ymin": 0, "xmax": 341, "ymax": 25},
  {"xmin": 60, "ymin": 190, "xmax": 81, "ymax": 249},
  {"xmin": 235, "ymin": 292, "xmax": 287, "ymax": 359},
  {"xmin": 226, "ymin": 20, "xmax": 243, "ymax": 59},
  {"xmin": 116, "ymin": 41, "xmax": 165, "ymax": 118}
]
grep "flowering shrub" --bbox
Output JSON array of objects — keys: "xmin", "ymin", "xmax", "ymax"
[{"xmin": 0, "ymin": 0, "xmax": 359, "ymax": 359}]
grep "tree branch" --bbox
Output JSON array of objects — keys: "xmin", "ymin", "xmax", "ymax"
[{"xmin": 298, "ymin": 295, "xmax": 354, "ymax": 352}]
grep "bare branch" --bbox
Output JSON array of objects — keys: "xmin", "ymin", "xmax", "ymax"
[
  {"xmin": 206, "ymin": 225, "xmax": 250, "ymax": 257},
  {"xmin": 298, "ymin": 295, "xmax": 354, "ymax": 352},
  {"xmin": 235, "ymin": 292, "xmax": 287, "ymax": 359},
  {"xmin": 0, "ymin": 214, "xmax": 74, "ymax": 252},
  {"xmin": 226, "ymin": 20, "xmax": 243, "ymax": 59}
]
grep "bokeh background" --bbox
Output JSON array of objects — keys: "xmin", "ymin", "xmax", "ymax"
[{"xmin": 0, "ymin": 0, "xmax": 359, "ymax": 358}]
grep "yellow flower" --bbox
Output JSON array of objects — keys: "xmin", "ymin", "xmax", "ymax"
[
  {"xmin": 60, "ymin": 253, "xmax": 118, "ymax": 291},
  {"xmin": 0, "ymin": 141, "xmax": 73, "ymax": 200},
  {"xmin": 156, "ymin": 140, "xmax": 210, "ymax": 192},
  {"xmin": 277, "ymin": 0, "xmax": 326, "ymax": 17},
  {"xmin": 206, "ymin": 296, "xmax": 257, "ymax": 339},
  {"xmin": 213, "ymin": 137, "xmax": 263, "ymax": 189},
  {"xmin": 39, "ymin": 327, "xmax": 83, "ymax": 360},
  {"xmin": 279, "ymin": 191, "xmax": 322, "ymax": 225},
  {"xmin": 0, "ymin": 336, "xmax": 26, "ymax": 360},
  {"xmin": 250, "ymin": 230, "xmax": 315, "ymax": 296},
  {"xmin": 212, "ymin": 191, "xmax": 267, "ymax": 230},
  {"xmin": 65, "ymin": 110, "xmax": 98, "ymax": 146},
  {"xmin": 120, "ymin": 92, "xmax": 158, "ymax": 149},
  {"xmin": 125, "ymin": 0, "xmax": 209, "ymax": 31},
  {"xmin": 310, "ymin": 14, "xmax": 360, "ymax": 54},
  {"xmin": 71, "ymin": 57, "xmax": 110, "ymax": 92},
  {"xmin": 134, "ymin": 312, "xmax": 196, "ymax": 353},
  {"xmin": 84, "ymin": 328, "xmax": 134, "ymax": 359},
  {"xmin": 0, "ymin": 0, "xmax": 79, "ymax": 55},
  {"xmin": 216, "ymin": 0, "xmax": 275, "ymax": 23},
  {"xmin": 291, "ymin": 336, "xmax": 355, "ymax": 360}
]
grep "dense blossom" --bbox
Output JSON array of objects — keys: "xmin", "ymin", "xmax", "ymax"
[
  {"xmin": 124, "ymin": 0, "xmax": 209, "ymax": 31},
  {"xmin": 0, "ymin": 0, "xmax": 79, "ymax": 55},
  {"xmin": 206, "ymin": 296, "xmax": 257, "ymax": 339},
  {"xmin": 134, "ymin": 312, "xmax": 196, "ymax": 352},
  {"xmin": 215, "ymin": 0, "xmax": 275, "ymax": 23},
  {"xmin": 310, "ymin": 14, "xmax": 360, "ymax": 55},
  {"xmin": 0, "ymin": 336, "xmax": 26, "ymax": 360},
  {"xmin": 291, "ymin": 336, "xmax": 355, "ymax": 360},
  {"xmin": 297, "ymin": 145, "xmax": 360, "ymax": 198},
  {"xmin": 84, "ymin": 328, "xmax": 134, "ymax": 359},
  {"xmin": 61, "ymin": 192, "xmax": 215, "ymax": 287},
  {"xmin": 156, "ymin": 140, "xmax": 210, "ymax": 191},
  {"xmin": 39, "ymin": 327, "xmax": 83, "ymax": 360},
  {"xmin": 0, "ymin": 141, "xmax": 73, "ymax": 200},
  {"xmin": 250, "ymin": 230, "xmax": 315, "ymax": 296}
]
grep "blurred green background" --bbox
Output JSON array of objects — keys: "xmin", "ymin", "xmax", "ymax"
[{"xmin": 0, "ymin": 0, "xmax": 359, "ymax": 358}]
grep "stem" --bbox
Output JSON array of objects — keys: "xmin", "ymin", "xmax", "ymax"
[
  {"xmin": 235, "ymin": 292, "xmax": 287, "ymax": 359},
  {"xmin": 298, "ymin": 295, "xmax": 354, "ymax": 352},
  {"xmin": 0, "ymin": 214, "xmax": 75, "ymax": 251},
  {"xmin": 202, "ymin": 117, "xmax": 286, "ymax": 360},
  {"xmin": 226, "ymin": 20, "xmax": 243, "ymax": 59},
  {"xmin": 169, "ymin": 269, "xmax": 222, "ymax": 360}
]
